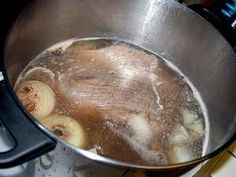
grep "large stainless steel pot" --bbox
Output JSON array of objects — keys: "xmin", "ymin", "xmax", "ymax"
[{"xmin": 0, "ymin": 0, "xmax": 235, "ymax": 176}]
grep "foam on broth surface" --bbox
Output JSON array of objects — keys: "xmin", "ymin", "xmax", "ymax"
[{"xmin": 15, "ymin": 38, "xmax": 209, "ymax": 165}]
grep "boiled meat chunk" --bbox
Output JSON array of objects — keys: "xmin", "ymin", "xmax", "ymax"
[{"xmin": 52, "ymin": 43, "xmax": 187, "ymax": 164}]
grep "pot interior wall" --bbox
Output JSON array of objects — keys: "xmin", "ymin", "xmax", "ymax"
[{"xmin": 4, "ymin": 0, "xmax": 236, "ymax": 159}]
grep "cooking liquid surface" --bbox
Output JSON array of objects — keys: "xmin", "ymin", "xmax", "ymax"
[{"xmin": 15, "ymin": 38, "xmax": 207, "ymax": 165}]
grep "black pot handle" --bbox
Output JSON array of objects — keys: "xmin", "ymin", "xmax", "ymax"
[
  {"xmin": 0, "ymin": 79, "xmax": 56, "ymax": 168},
  {"xmin": 188, "ymin": 4, "xmax": 236, "ymax": 49}
]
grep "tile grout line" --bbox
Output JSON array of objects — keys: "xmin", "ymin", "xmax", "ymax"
[{"xmin": 228, "ymin": 151, "xmax": 236, "ymax": 159}]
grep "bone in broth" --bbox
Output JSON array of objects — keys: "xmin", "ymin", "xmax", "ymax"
[{"xmin": 14, "ymin": 38, "xmax": 209, "ymax": 165}]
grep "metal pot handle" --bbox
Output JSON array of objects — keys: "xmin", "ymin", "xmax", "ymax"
[
  {"xmin": 0, "ymin": 77, "xmax": 56, "ymax": 168},
  {"xmin": 188, "ymin": 4, "xmax": 236, "ymax": 50}
]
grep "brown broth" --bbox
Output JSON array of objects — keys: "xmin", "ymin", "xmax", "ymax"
[{"xmin": 15, "ymin": 38, "xmax": 207, "ymax": 165}]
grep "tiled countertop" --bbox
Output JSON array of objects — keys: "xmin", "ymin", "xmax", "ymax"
[{"xmin": 195, "ymin": 141, "xmax": 236, "ymax": 177}]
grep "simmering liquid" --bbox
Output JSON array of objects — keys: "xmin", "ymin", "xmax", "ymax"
[{"xmin": 15, "ymin": 38, "xmax": 208, "ymax": 165}]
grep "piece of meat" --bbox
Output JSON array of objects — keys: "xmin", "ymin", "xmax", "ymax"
[{"xmin": 52, "ymin": 43, "xmax": 187, "ymax": 164}]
